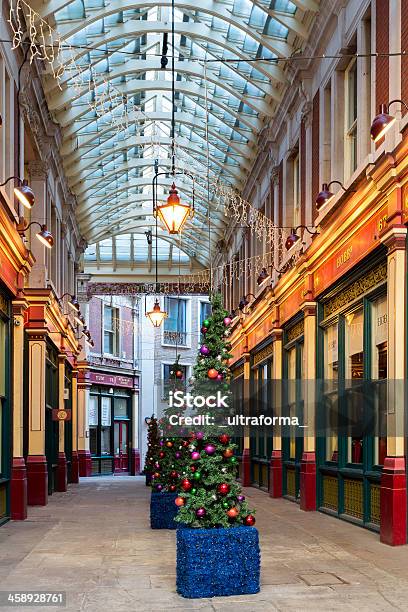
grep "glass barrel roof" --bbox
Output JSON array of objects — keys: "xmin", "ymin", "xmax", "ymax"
[{"xmin": 38, "ymin": 0, "xmax": 318, "ymax": 271}]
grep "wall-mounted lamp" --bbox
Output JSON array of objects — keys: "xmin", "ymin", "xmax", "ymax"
[
  {"xmin": 257, "ymin": 267, "xmax": 270, "ymax": 285},
  {"xmin": 17, "ymin": 219, "xmax": 54, "ymax": 248},
  {"xmin": 145, "ymin": 229, "xmax": 153, "ymax": 245},
  {"xmin": 1, "ymin": 177, "xmax": 35, "ymax": 209},
  {"xmin": 73, "ymin": 312, "xmax": 84, "ymax": 327},
  {"xmin": 285, "ymin": 226, "xmax": 319, "ymax": 253},
  {"xmin": 59, "ymin": 293, "xmax": 80, "ymax": 312},
  {"xmin": 370, "ymin": 100, "xmax": 408, "ymax": 142},
  {"xmin": 238, "ymin": 293, "xmax": 255, "ymax": 311}
]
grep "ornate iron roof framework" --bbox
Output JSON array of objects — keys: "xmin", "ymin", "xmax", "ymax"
[{"xmin": 21, "ymin": 0, "xmax": 319, "ymax": 272}]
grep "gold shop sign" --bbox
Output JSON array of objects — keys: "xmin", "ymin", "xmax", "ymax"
[
  {"xmin": 0, "ymin": 294, "xmax": 8, "ymax": 316},
  {"xmin": 324, "ymin": 261, "xmax": 387, "ymax": 318},
  {"xmin": 252, "ymin": 343, "xmax": 273, "ymax": 367},
  {"xmin": 286, "ymin": 318, "xmax": 304, "ymax": 343}
]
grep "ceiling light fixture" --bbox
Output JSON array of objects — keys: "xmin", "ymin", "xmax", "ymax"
[{"xmin": 152, "ymin": 0, "xmax": 194, "ymax": 235}]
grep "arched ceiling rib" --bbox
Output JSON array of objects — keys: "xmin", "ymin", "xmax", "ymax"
[{"xmin": 36, "ymin": 0, "xmax": 319, "ymax": 272}]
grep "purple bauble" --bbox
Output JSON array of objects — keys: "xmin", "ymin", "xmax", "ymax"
[
  {"xmin": 175, "ymin": 451, "xmax": 181, "ymax": 459},
  {"xmin": 237, "ymin": 495, "xmax": 245, "ymax": 503},
  {"xmin": 191, "ymin": 451, "xmax": 200, "ymax": 460},
  {"xmin": 154, "ymin": 462, "xmax": 161, "ymax": 469},
  {"xmin": 159, "ymin": 440, "xmax": 164, "ymax": 446},
  {"xmin": 204, "ymin": 443, "xmax": 216, "ymax": 455},
  {"xmin": 216, "ymin": 373, "xmax": 223, "ymax": 381},
  {"xmin": 224, "ymin": 317, "xmax": 232, "ymax": 326},
  {"xmin": 200, "ymin": 345, "xmax": 210, "ymax": 356},
  {"xmin": 196, "ymin": 431, "xmax": 204, "ymax": 440},
  {"xmin": 196, "ymin": 507, "xmax": 206, "ymax": 518},
  {"xmin": 156, "ymin": 484, "xmax": 163, "ymax": 492}
]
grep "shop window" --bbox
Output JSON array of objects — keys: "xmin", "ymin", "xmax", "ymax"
[
  {"xmin": 114, "ymin": 396, "xmax": 128, "ymax": 418},
  {"xmin": 324, "ymin": 322, "xmax": 338, "ymax": 461},
  {"xmin": 89, "ymin": 395, "xmax": 98, "ymax": 456},
  {"xmin": 292, "ymin": 153, "xmax": 301, "ymax": 229},
  {"xmin": 287, "ymin": 346, "xmax": 297, "ymax": 460},
  {"xmin": 345, "ymin": 308, "xmax": 364, "ymax": 464},
  {"xmin": 0, "ymin": 316, "xmax": 7, "ymax": 477},
  {"xmin": 199, "ymin": 301, "xmax": 212, "ymax": 327},
  {"xmin": 345, "ymin": 59, "xmax": 358, "ymax": 178},
  {"xmin": 101, "ymin": 396, "xmax": 112, "ymax": 455},
  {"xmin": 371, "ymin": 294, "xmax": 387, "ymax": 465},
  {"xmin": 103, "ymin": 305, "xmax": 119, "ymax": 355},
  {"xmin": 164, "ymin": 297, "xmax": 187, "ymax": 346}
]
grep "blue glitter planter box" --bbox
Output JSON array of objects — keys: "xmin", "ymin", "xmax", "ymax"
[
  {"xmin": 176, "ymin": 526, "xmax": 260, "ymax": 598},
  {"xmin": 150, "ymin": 491, "xmax": 178, "ymax": 529}
]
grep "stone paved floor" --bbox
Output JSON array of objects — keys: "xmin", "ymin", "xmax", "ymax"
[{"xmin": 2, "ymin": 478, "xmax": 408, "ymax": 611}]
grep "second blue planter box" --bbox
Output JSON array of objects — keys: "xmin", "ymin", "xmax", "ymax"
[{"xmin": 150, "ymin": 491, "xmax": 178, "ymax": 529}]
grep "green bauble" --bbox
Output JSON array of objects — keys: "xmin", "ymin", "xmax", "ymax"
[
  {"xmin": 230, "ymin": 456, "xmax": 238, "ymax": 464},
  {"xmin": 203, "ymin": 319, "xmax": 210, "ymax": 327},
  {"xmin": 193, "ymin": 471, "xmax": 201, "ymax": 480},
  {"xmin": 222, "ymin": 501, "xmax": 229, "ymax": 509},
  {"xmin": 190, "ymin": 488, "xmax": 197, "ymax": 495}
]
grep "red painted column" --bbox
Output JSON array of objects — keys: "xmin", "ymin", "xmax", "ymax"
[
  {"xmin": 10, "ymin": 458, "xmax": 27, "ymax": 520},
  {"xmin": 241, "ymin": 448, "xmax": 251, "ymax": 486},
  {"xmin": 300, "ymin": 451, "xmax": 317, "ymax": 511},
  {"xmin": 78, "ymin": 450, "xmax": 92, "ymax": 477},
  {"xmin": 380, "ymin": 457, "xmax": 407, "ymax": 546},
  {"xmin": 56, "ymin": 452, "xmax": 68, "ymax": 492},
  {"xmin": 70, "ymin": 451, "xmax": 79, "ymax": 483},
  {"xmin": 269, "ymin": 450, "xmax": 283, "ymax": 498},
  {"xmin": 130, "ymin": 449, "xmax": 141, "ymax": 475},
  {"xmin": 27, "ymin": 455, "xmax": 48, "ymax": 506}
]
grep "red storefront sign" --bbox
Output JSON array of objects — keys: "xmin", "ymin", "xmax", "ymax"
[
  {"xmin": 89, "ymin": 371, "xmax": 136, "ymax": 388},
  {"xmin": 313, "ymin": 203, "xmax": 388, "ymax": 296},
  {"xmin": 52, "ymin": 409, "xmax": 72, "ymax": 421}
]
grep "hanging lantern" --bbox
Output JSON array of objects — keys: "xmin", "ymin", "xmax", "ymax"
[
  {"xmin": 155, "ymin": 183, "xmax": 193, "ymax": 234},
  {"xmin": 146, "ymin": 298, "xmax": 168, "ymax": 328}
]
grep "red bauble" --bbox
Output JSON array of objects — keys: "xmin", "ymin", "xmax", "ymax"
[
  {"xmin": 165, "ymin": 440, "xmax": 174, "ymax": 448},
  {"xmin": 182, "ymin": 440, "xmax": 189, "ymax": 447},
  {"xmin": 175, "ymin": 370, "xmax": 183, "ymax": 379},
  {"xmin": 201, "ymin": 326, "xmax": 208, "ymax": 334},
  {"xmin": 159, "ymin": 451, "xmax": 165, "ymax": 459},
  {"xmin": 226, "ymin": 507, "xmax": 239, "ymax": 519},
  {"xmin": 223, "ymin": 448, "xmax": 234, "ymax": 459},
  {"xmin": 153, "ymin": 472, "xmax": 160, "ymax": 479},
  {"xmin": 190, "ymin": 465, "xmax": 197, "ymax": 472},
  {"xmin": 175, "ymin": 496, "xmax": 185, "ymax": 507},
  {"xmin": 244, "ymin": 514, "xmax": 256, "ymax": 526},
  {"xmin": 169, "ymin": 485, "xmax": 177, "ymax": 492},
  {"xmin": 217, "ymin": 483, "xmax": 230, "ymax": 496},
  {"xmin": 181, "ymin": 478, "xmax": 193, "ymax": 492},
  {"xmin": 219, "ymin": 434, "xmax": 231, "ymax": 445},
  {"xmin": 207, "ymin": 368, "xmax": 219, "ymax": 379},
  {"xmin": 170, "ymin": 470, "xmax": 179, "ymax": 479}
]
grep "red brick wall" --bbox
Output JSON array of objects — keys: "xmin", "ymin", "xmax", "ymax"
[
  {"xmin": 402, "ymin": 1, "xmax": 408, "ymax": 115},
  {"xmin": 376, "ymin": 0, "xmax": 389, "ymax": 111},
  {"xmin": 300, "ymin": 119, "xmax": 306, "ymax": 226},
  {"xmin": 121, "ymin": 306, "xmax": 134, "ymax": 359},
  {"xmin": 311, "ymin": 92, "xmax": 320, "ymax": 223},
  {"xmin": 89, "ymin": 297, "xmax": 102, "ymax": 353}
]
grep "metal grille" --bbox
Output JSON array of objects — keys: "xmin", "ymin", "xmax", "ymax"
[
  {"xmin": 101, "ymin": 459, "xmax": 113, "ymax": 474},
  {"xmin": 343, "ymin": 478, "xmax": 364, "ymax": 520},
  {"xmin": 91, "ymin": 459, "xmax": 100, "ymax": 475},
  {"xmin": 322, "ymin": 475, "xmax": 338, "ymax": 511},
  {"xmin": 370, "ymin": 484, "xmax": 381, "ymax": 525},
  {"xmin": 286, "ymin": 467, "xmax": 296, "ymax": 497}
]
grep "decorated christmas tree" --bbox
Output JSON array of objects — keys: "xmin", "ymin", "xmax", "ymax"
[
  {"xmin": 143, "ymin": 415, "xmax": 160, "ymax": 483},
  {"xmin": 151, "ymin": 355, "xmax": 189, "ymax": 493},
  {"xmin": 175, "ymin": 293, "xmax": 255, "ymax": 528}
]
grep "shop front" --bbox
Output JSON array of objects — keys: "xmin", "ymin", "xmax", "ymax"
[
  {"xmin": 316, "ymin": 252, "xmax": 387, "ymax": 530},
  {"xmin": 88, "ymin": 372, "xmax": 139, "ymax": 476},
  {"xmin": 0, "ymin": 289, "xmax": 11, "ymax": 524},
  {"xmin": 249, "ymin": 341, "xmax": 273, "ymax": 490}
]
